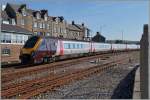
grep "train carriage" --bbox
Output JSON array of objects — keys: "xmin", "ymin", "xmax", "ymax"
[{"xmin": 20, "ymin": 36, "xmax": 140, "ymax": 64}]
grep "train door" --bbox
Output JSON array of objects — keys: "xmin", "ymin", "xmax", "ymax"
[{"xmin": 59, "ymin": 39, "xmax": 64, "ymax": 55}]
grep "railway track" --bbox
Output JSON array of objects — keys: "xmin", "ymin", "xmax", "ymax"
[
  {"xmin": 1, "ymin": 54, "xmax": 116, "ymax": 90},
  {"xmin": 1, "ymin": 51, "xmax": 123, "ymax": 83},
  {"xmin": 1, "ymin": 51, "xmax": 133, "ymax": 99}
]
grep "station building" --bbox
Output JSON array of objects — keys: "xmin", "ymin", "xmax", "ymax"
[{"xmin": 1, "ymin": 24, "xmax": 32, "ymax": 64}]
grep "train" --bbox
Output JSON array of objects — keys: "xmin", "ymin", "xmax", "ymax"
[{"xmin": 19, "ymin": 36, "xmax": 140, "ymax": 64}]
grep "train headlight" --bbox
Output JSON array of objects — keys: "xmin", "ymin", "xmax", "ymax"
[{"xmin": 31, "ymin": 51, "xmax": 35, "ymax": 56}]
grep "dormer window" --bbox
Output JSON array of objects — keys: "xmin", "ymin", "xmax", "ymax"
[
  {"xmin": 36, "ymin": 13, "xmax": 40, "ymax": 19},
  {"xmin": 11, "ymin": 19, "xmax": 16, "ymax": 25},
  {"xmin": 56, "ymin": 17, "xmax": 59, "ymax": 24},
  {"xmin": 44, "ymin": 14, "xmax": 48, "ymax": 21},
  {"xmin": 22, "ymin": 8, "xmax": 26, "ymax": 16}
]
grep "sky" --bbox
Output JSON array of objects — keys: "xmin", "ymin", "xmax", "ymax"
[{"xmin": 1, "ymin": 0, "xmax": 149, "ymax": 41}]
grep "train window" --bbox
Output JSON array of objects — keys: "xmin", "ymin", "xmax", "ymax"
[
  {"xmin": 68, "ymin": 43, "xmax": 70, "ymax": 49},
  {"xmin": 75, "ymin": 44, "xmax": 77, "ymax": 49},
  {"xmin": 54, "ymin": 42, "xmax": 57, "ymax": 47},
  {"xmin": 70, "ymin": 43, "xmax": 73, "ymax": 49},
  {"xmin": 39, "ymin": 40, "xmax": 46, "ymax": 50},
  {"xmin": 82, "ymin": 44, "xmax": 84, "ymax": 48},
  {"xmin": 80, "ymin": 44, "xmax": 82, "ymax": 48},
  {"xmin": 73, "ymin": 44, "xmax": 75, "ymax": 49},
  {"xmin": 64, "ymin": 43, "xmax": 69, "ymax": 49},
  {"xmin": 64, "ymin": 43, "xmax": 67, "ymax": 49},
  {"xmin": 77, "ymin": 44, "xmax": 79, "ymax": 49},
  {"xmin": 24, "ymin": 36, "xmax": 39, "ymax": 48}
]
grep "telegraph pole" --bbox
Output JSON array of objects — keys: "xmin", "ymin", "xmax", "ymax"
[{"xmin": 122, "ymin": 30, "xmax": 124, "ymax": 43}]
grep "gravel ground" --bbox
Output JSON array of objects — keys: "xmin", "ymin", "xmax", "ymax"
[
  {"xmin": 1, "ymin": 53, "xmax": 122, "ymax": 88},
  {"xmin": 32, "ymin": 51, "xmax": 139, "ymax": 99}
]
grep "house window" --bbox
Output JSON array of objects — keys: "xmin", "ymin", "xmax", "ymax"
[
  {"xmin": 37, "ymin": 13, "xmax": 40, "ymax": 19},
  {"xmin": 34, "ymin": 32, "xmax": 38, "ymax": 35},
  {"xmin": 2, "ymin": 48, "xmax": 10, "ymax": 56},
  {"xmin": 39, "ymin": 23, "xmax": 42, "ymax": 28},
  {"xmin": 77, "ymin": 32, "xmax": 80, "ymax": 36},
  {"xmin": 1, "ymin": 34, "xmax": 11, "ymax": 43},
  {"xmin": 56, "ymin": 26, "xmax": 59, "ymax": 33},
  {"xmin": 60, "ymin": 27, "xmax": 62, "ymax": 33},
  {"xmin": 43, "ymin": 23, "xmax": 45, "ymax": 29},
  {"xmin": 56, "ymin": 17, "xmax": 59, "ymax": 24},
  {"xmin": 21, "ymin": 19, "xmax": 25, "ymax": 25},
  {"xmin": 16, "ymin": 35, "xmax": 23, "ymax": 43},
  {"xmin": 33, "ymin": 22, "xmax": 37, "ymax": 28},
  {"xmin": 22, "ymin": 9, "xmax": 26, "ymax": 16},
  {"xmin": 44, "ymin": 14, "xmax": 48, "ymax": 21},
  {"xmin": 12, "ymin": 19, "xmax": 16, "ymax": 25},
  {"xmin": 64, "ymin": 28, "xmax": 66, "ymax": 33},
  {"xmin": 47, "ymin": 24, "xmax": 49, "ymax": 29},
  {"xmin": 46, "ymin": 33, "xmax": 50, "ymax": 36},
  {"xmin": 2, "ymin": 20, "xmax": 9, "ymax": 24},
  {"xmin": 54, "ymin": 26, "xmax": 57, "ymax": 33},
  {"xmin": 24, "ymin": 35, "xmax": 28, "ymax": 43}
]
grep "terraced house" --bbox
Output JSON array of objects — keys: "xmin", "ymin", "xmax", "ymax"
[
  {"xmin": 3, "ymin": 3, "xmax": 87, "ymax": 39},
  {"xmin": 1, "ymin": 3, "xmax": 88, "ymax": 64}
]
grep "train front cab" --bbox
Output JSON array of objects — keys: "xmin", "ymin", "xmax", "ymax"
[{"xmin": 19, "ymin": 36, "xmax": 41, "ymax": 64}]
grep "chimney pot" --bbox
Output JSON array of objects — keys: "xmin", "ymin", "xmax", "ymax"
[
  {"xmin": 72, "ymin": 21, "xmax": 75, "ymax": 25},
  {"xmin": 82, "ymin": 23, "xmax": 84, "ymax": 26}
]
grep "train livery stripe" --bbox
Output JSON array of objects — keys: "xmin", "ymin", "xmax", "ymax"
[{"xmin": 60, "ymin": 40, "xmax": 64, "ymax": 55}]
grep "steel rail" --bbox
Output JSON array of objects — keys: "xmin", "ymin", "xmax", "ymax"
[{"xmin": 1, "ymin": 56, "xmax": 129, "ymax": 99}]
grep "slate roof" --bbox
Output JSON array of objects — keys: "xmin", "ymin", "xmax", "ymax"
[
  {"xmin": 7, "ymin": 3, "xmax": 21, "ymax": 12},
  {"xmin": 1, "ymin": 11, "xmax": 9, "ymax": 20},
  {"xmin": 26, "ymin": 9, "xmax": 36, "ymax": 15},
  {"xmin": 1, "ymin": 24, "xmax": 32, "ymax": 35},
  {"xmin": 74, "ymin": 24, "xmax": 84, "ymax": 30},
  {"xmin": 67, "ymin": 24, "xmax": 82, "ymax": 31},
  {"xmin": 48, "ymin": 16, "xmax": 53, "ymax": 21}
]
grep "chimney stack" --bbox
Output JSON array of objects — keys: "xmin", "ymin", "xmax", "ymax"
[
  {"xmin": 82, "ymin": 23, "xmax": 84, "ymax": 26},
  {"xmin": 41, "ymin": 9, "xmax": 48, "ymax": 14},
  {"xmin": 72, "ymin": 21, "xmax": 75, "ymax": 25}
]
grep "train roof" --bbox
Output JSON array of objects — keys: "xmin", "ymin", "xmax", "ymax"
[
  {"xmin": 30, "ymin": 35, "xmax": 139, "ymax": 45},
  {"xmin": 32, "ymin": 35, "xmax": 91, "ymax": 43}
]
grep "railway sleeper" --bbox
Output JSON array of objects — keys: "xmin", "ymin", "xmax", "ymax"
[{"xmin": 2, "ymin": 56, "xmax": 128, "ymax": 99}]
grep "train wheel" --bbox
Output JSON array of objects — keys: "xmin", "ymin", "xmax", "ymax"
[
  {"xmin": 43, "ymin": 57, "xmax": 50, "ymax": 63},
  {"xmin": 52, "ymin": 57, "xmax": 56, "ymax": 62}
]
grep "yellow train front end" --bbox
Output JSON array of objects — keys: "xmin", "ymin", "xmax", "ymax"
[{"xmin": 19, "ymin": 36, "xmax": 42, "ymax": 64}]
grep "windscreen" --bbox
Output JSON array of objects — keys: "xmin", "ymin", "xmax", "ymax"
[{"xmin": 23, "ymin": 36, "xmax": 39, "ymax": 48}]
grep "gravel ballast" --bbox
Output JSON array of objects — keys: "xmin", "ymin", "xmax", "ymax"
[{"xmin": 33, "ymin": 55, "xmax": 139, "ymax": 99}]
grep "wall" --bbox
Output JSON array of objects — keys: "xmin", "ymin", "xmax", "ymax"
[
  {"xmin": 1, "ymin": 44, "xmax": 23, "ymax": 63},
  {"xmin": 140, "ymin": 24, "xmax": 149, "ymax": 99}
]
